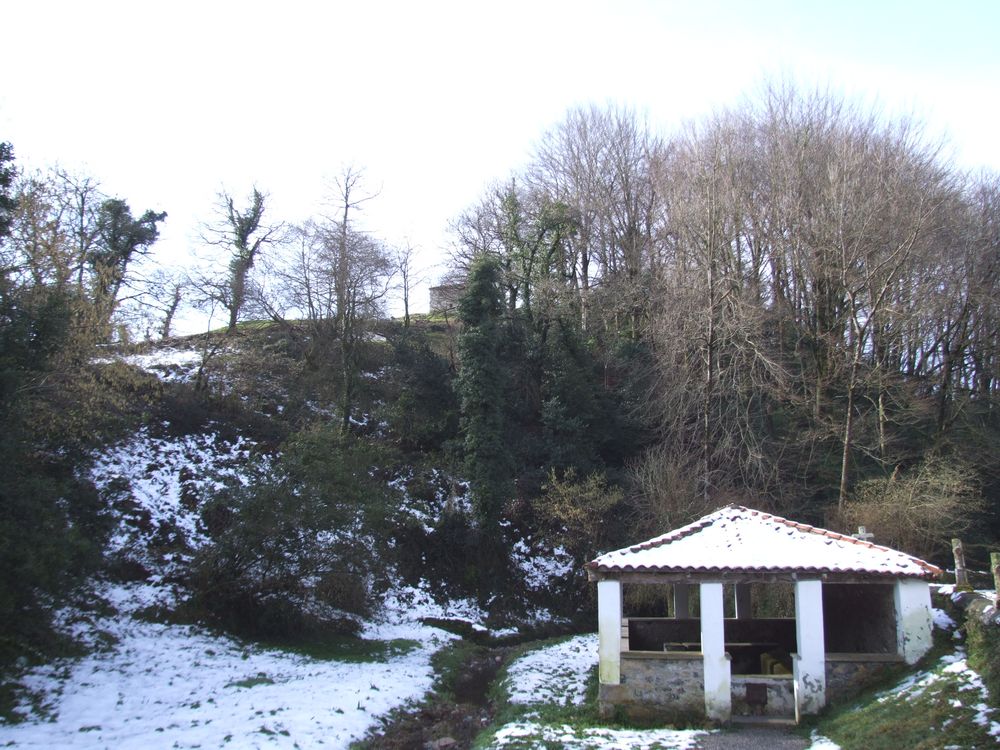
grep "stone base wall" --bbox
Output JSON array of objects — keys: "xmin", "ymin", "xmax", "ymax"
[
  {"xmin": 731, "ymin": 676, "xmax": 795, "ymax": 718},
  {"xmin": 599, "ymin": 653, "xmax": 704, "ymax": 723},
  {"xmin": 825, "ymin": 654, "xmax": 905, "ymax": 704}
]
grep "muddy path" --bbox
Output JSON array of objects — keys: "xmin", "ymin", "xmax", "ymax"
[{"xmin": 356, "ymin": 642, "xmax": 516, "ymax": 750}]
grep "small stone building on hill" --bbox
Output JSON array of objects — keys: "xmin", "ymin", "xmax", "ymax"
[
  {"xmin": 428, "ymin": 283, "xmax": 465, "ymax": 314},
  {"xmin": 586, "ymin": 505, "xmax": 942, "ymax": 724}
]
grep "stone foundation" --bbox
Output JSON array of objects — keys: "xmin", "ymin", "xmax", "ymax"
[
  {"xmin": 600, "ymin": 651, "xmax": 905, "ymax": 724},
  {"xmin": 599, "ymin": 653, "xmax": 705, "ymax": 722},
  {"xmin": 825, "ymin": 654, "xmax": 904, "ymax": 704}
]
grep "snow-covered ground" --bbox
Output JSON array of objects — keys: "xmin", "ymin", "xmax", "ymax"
[
  {"xmin": 92, "ymin": 425, "xmax": 269, "ymax": 565},
  {"xmin": 878, "ymin": 645, "xmax": 1000, "ymax": 739},
  {"xmin": 0, "ymin": 582, "xmax": 451, "ymax": 749},
  {"xmin": 492, "ymin": 722, "xmax": 707, "ymax": 750},
  {"xmin": 0, "ymin": 342, "xmax": 463, "ymax": 748},
  {"xmin": 503, "ymin": 633, "xmax": 597, "ymax": 706},
  {"xmin": 96, "ymin": 345, "xmax": 205, "ymax": 383}
]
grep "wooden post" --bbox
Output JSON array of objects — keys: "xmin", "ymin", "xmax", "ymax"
[
  {"xmin": 953, "ymin": 538, "xmax": 970, "ymax": 590},
  {"xmin": 992, "ymin": 552, "xmax": 1000, "ymax": 607}
]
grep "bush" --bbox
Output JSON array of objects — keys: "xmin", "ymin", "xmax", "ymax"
[
  {"xmin": 189, "ymin": 428, "xmax": 391, "ymax": 641},
  {"xmin": 0, "ymin": 446, "xmax": 108, "ymax": 668},
  {"xmin": 835, "ymin": 457, "xmax": 986, "ymax": 560},
  {"xmin": 534, "ymin": 469, "xmax": 624, "ymax": 563},
  {"xmin": 626, "ymin": 442, "xmax": 721, "ymax": 538}
]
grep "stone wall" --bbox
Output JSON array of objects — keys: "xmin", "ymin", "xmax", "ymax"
[
  {"xmin": 599, "ymin": 653, "xmax": 705, "ymax": 723},
  {"xmin": 825, "ymin": 654, "xmax": 904, "ymax": 704},
  {"xmin": 731, "ymin": 676, "xmax": 795, "ymax": 718},
  {"xmin": 429, "ymin": 284, "xmax": 465, "ymax": 313}
]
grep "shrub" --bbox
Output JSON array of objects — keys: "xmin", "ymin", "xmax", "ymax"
[
  {"xmin": 835, "ymin": 457, "xmax": 986, "ymax": 560},
  {"xmin": 189, "ymin": 428, "xmax": 391, "ymax": 641},
  {"xmin": 534, "ymin": 469, "xmax": 624, "ymax": 563}
]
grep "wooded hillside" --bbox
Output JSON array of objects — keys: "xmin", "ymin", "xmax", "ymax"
[{"xmin": 1, "ymin": 82, "xmax": 998, "ymax": 674}]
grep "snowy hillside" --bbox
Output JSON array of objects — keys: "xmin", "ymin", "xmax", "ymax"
[{"xmin": 0, "ymin": 337, "xmax": 583, "ymax": 748}]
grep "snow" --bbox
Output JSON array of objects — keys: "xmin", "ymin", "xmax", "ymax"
[
  {"xmin": 116, "ymin": 346, "xmax": 204, "ymax": 382},
  {"xmin": 372, "ymin": 580, "xmax": 491, "ymax": 635},
  {"xmin": 0, "ymin": 583, "xmax": 449, "ymax": 750},
  {"xmin": 511, "ymin": 539, "xmax": 576, "ymax": 591},
  {"xmin": 503, "ymin": 634, "xmax": 597, "ymax": 706},
  {"xmin": 490, "ymin": 722, "xmax": 706, "ymax": 749},
  {"xmin": 933, "ymin": 607, "xmax": 957, "ymax": 631},
  {"xmin": 90, "ymin": 426, "xmax": 270, "ymax": 564},
  {"xmin": 876, "ymin": 645, "xmax": 1000, "ymax": 739},
  {"xmin": 591, "ymin": 505, "xmax": 939, "ymax": 578},
  {"xmin": 807, "ymin": 733, "xmax": 842, "ymax": 749}
]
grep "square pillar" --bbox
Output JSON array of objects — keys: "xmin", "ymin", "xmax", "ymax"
[
  {"xmin": 598, "ymin": 580, "xmax": 623, "ymax": 684},
  {"xmin": 735, "ymin": 584, "xmax": 752, "ymax": 619},
  {"xmin": 700, "ymin": 582, "xmax": 731, "ymax": 721},
  {"xmin": 793, "ymin": 579, "xmax": 826, "ymax": 716},
  {"xmin": 894, "ymin": 579, "xmax": 932, "ymax": 665},
  {"xmin": 673, "ymin": 583, "xmax": 691, "ymax": 619}
]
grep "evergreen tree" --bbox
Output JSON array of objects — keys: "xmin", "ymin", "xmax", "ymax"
[
  {"xmin": 456, "ymin": 255, "xmax": 514, "ymax": 529},
  {"xmin": 92, "ymin": 198, "xmax": 166, "ymax": 333}
]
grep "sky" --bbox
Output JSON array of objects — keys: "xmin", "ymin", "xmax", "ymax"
[{"xmin": 2, "ymin": 0, "xmax": 999, "ymax": 328}]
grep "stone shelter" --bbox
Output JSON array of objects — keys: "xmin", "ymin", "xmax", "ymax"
[{"xmin": 586, "ymin": 505, "xmax": 942, "ymax": 724}]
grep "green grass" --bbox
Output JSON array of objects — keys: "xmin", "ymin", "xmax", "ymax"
[
  {"xmin": 226, "ymin": 673, "xmax": 275, "ymax": 689},
  {"xmin": 259, "ymin": 635, "xmax": 420, "ymax": 663},
  {"xmin": 812, "ymin": 632, "xmax": 999, "ymax": 750}
]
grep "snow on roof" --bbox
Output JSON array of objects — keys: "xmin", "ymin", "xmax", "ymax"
[{"xmin": 587, "ymin": 505, "xmax": 942, "ymax": 579}]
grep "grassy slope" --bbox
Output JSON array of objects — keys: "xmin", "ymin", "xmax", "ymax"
[{"xmin": 812, "ymin": 602, "xmax": 1000, "ymax": 750}]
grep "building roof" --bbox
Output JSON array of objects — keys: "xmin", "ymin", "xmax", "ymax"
[{"xmin": 587, "ymin": 505, "xmax": 942, "ymax": 580}]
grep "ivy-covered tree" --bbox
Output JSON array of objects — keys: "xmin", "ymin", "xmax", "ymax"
[
  {"xmin": 198, "ymin": 187, "xmax": 283, "ymax": 332},
  {"xmin": 91, "ymin": 198, "xmax": 166, "ymax": 334},
  {"xmin": 0, "ymin": 142, "xmax": 15, "ymax": 243},
  {"xmin": 456, "ymin": 255, "xmax": 515, "ymax": 529}
]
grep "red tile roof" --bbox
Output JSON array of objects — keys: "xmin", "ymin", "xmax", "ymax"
[{"xmin": 587, "ymin": 505, "xmax": 942, "ymax": 579}]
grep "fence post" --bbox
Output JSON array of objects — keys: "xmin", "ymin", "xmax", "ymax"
[
  {"xmin": 992, "ymin": 552, "xmax": 1000, "ymax": 607},
  {"xmin": 952, "ymin": 538, "xmax": 970, "ymax": 590}
]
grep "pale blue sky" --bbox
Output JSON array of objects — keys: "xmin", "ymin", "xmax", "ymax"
[{"xmin": 2, "ymin": 0, "xmax": 997, "ymax": 323}]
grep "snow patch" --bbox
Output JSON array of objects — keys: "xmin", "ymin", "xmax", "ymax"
[
  {"xmin": 90, "ymin": 426, "xmax": 270, "ymax": 566},
  {"xmin": 932, "ymin": 607, "xmax": 957, "ymax": 631},
  {"xmin": 510, "ymin": 539, "xmax": 576, "ymax": 591},
  {"xmin": 504, "ymin": 634, "xmax": 597, "ymax": 706},
  {"xmin": 807, "ymin": 732, "xmax": 842, "ymax": 749},
  {"xmin": 490, "ymin": 721, "xmax": 706, "ymax": 749},
  {"xmin": 118, "ymin": 346, "xmax": 204, "ymax": 382}
]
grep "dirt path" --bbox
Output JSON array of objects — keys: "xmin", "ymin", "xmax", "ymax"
[{"xmin": 357, "ymin": 644, "xmax": 512, "ymax": 749}]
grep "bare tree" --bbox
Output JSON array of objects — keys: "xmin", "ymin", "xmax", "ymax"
[
  {"xmin": 328, "ymin": 167, "xmax": 392, "ymax": 432},
  {"xmin": 394, "ymin": 241, "xmax": 425, "ymax": 328}
]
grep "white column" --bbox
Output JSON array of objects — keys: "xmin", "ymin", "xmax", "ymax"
[
  {"xmin": 793, "ymin": 579, "xmax": 826, "ymax": 716},
  {"xmin": 894, "ymin": 579, "xmax": 933, "ymax": 665},
  {"xmin": 673, "ymin": 583, "xmax": 691, "ymax": 619},
  {"xmin": 700, "ymin": 582, "xmax": 731, "ymax": 722},
  {"xmin": 598, "ymin": 579, "xmax": 623, "ymax": 685},
  {"xmin": 735, "ymin": 584, "xmax": 752, "ymax": 620}
]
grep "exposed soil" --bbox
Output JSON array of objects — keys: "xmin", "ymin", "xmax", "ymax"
[{"xmin": 357, "ymin": 644, "xmax": 513, "ymax": 750}]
